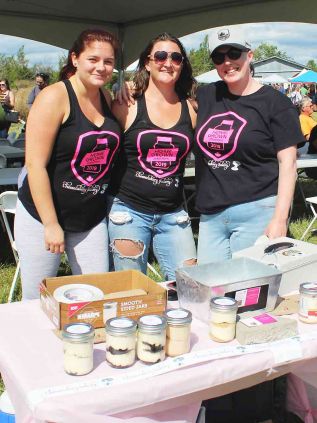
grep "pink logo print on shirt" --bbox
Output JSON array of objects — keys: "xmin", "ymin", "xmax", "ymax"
[
  {"xmin": 137, "ymin": 130, "xmax": 190, "ymax": 179},
  {"xmin": 71, "ymin": 131, "xmax": 120, "ymax": 186},
  {"xmin": 196, "ymin": 111, "xmax": 247, "ymax": 161}
]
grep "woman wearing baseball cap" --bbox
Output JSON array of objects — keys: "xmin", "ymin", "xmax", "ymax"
[{"xmin": 195, "ymin": 26, "xmax": 304, "ymax": 264}]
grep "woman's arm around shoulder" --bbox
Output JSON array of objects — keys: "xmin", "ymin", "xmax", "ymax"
[{"xmin": 111, "ymin": 98, "xmax": 137, "ymax": 131}]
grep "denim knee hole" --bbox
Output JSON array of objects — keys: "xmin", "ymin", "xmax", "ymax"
[{"xmin": 110, "ymin": 239, "xmax": 145, "ymax": 260}]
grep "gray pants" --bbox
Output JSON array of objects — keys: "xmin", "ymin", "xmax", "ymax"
[{"xmin": 14, "ymin": 200, "xmax": 109, "ymax": 300}]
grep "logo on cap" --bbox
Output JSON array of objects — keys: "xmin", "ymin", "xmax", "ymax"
[{"xmin": 218, "ymin": 29, "xmax": 230, "ymax": 41}]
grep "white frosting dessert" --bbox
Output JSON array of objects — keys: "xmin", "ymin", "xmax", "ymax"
[
  {"xmin": 137, "ymin": 331, "xmax": 166, "ymax": 363},
  {"xmin": 209, "ymin": 322, "xmax": 236, "ymax": 342},
  {"xmin": 164, "ymin": 308, "xmax": 192, "ymax": 357},
  {"xmin": 62, "ymin": 323, "xmax": 95, "ymax": 376},
  {"xmin": 299, "ymin": 283, "xmax": 317, "ymax": 324},
  {"xmin": 64, "ymin": 340, "xmax": 94, "ymax": 375},
  {"xmin": 105, "ymin": 317, "xmax": 137, "ymax": 368}
]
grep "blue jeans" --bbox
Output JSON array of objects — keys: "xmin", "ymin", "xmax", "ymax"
[
  {"xmin": 108, "ymin": 197, "xmax": 197, "ymax": 280},
  {"xmin": 197, "ymin": 196, "xmax": 277, "ymax": 264}
]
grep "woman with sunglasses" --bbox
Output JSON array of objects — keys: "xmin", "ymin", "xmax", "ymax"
[
  {"xmin": 108, "ymin": 32, "xmax": 197, "ymax": 280},
  {"xmin": 15, "ymin": 29, "xmax": 121, "ymax": 300},
  {"xmin": 0, "ymin": 79, "xmax": 15, "ymax": 138},
  {"xmin": 195, "ymin": 26, "xmax": 304, "ymax": 264}
]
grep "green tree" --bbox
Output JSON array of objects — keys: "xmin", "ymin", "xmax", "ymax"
[
  {"xmin": 0, "ymin": 46, "xmax": 33, "ymax": 86},
  {"xmin": 306, "ymin": 59, "xmax": 317, "ymax": 71},
  {"xmin": 188, "ymin": 35, "xmax": 213, "ymax": 77},
  {"xmin": 253, "ymin": 43, "xmax": 292, "ymax": 61}
]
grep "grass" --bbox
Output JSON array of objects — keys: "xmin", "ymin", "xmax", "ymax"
[{"xmin": 0, "ymin": 179, "xmax": 317, "ymax": 400}]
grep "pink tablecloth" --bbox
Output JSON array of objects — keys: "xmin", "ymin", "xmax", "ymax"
[{"xmin": 1, "ymin": 300, "xmax": 317, "ymax": 423}]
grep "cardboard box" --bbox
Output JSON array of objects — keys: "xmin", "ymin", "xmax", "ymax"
[{"xmin": 40, "ymin": 270, "xmax": 167, "ymax": 330}]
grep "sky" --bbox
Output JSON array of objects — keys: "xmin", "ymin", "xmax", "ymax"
[{"xmin": 0, "ymin": 22, "xmax": 316, "ymax": 70}]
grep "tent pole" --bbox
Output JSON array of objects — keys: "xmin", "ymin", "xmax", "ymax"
[{"xmin": 117, "ymin": 24, "xmax": 125, "ymax": 89}]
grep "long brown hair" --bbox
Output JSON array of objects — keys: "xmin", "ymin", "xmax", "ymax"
[
  {"xmin": 59, "ymin": 28, "xmax": 119, "ymax": 80},
  {"xmin": 133, "ymin": 32, "xmax": 196, "ymax": 99}
]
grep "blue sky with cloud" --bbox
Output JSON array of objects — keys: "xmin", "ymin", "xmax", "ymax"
[{"xmin": 0, "ymin": 22, "xmax": 316, "ymax": 70}]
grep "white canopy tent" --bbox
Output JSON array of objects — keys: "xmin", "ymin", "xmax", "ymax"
[
  {"xmin": 0, "ymin": 0, "xmax": 316, "ymax": 69},
  {"xmin": 196, "ymin": 69, "xmax": 221, "ymax": 84},
  {"xmin": 261, "ymin": 73, "xmax": 289, "ymax": 84}
]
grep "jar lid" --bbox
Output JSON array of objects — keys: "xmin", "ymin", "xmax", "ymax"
[
  {"xmin": 164, "ymin": 308, "xmax": 192, "ymax": 325},
  {"xmin": 300, "ymin": 282, "xmax": 317, "ymax": 295},
  {"xmin": 137, "ymin": 314, "xmax": 166, "ymax": 332},
  {"xmin": 210, "ymin": 296, "xmax": 238, "ymax": 311},
  {"xmin": 106, "ymin": 317, "xmax": 137, "ymax": 335},
  {"xmin": 62, "ymin": 322, "xmax": 95, "ymax": 341}
]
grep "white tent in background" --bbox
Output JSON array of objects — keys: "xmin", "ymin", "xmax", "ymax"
[
  {"xmin": 261, "ymin": 73, "xmax": 289, "ymax": 84},
  {"xmin": 196, "ymin": 69, "xmax": 221, "ymax": 84}
]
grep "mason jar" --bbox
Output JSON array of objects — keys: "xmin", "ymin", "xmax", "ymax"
[
  {"xmin": 137, "ymin": 315, "xmax": 167, "ymax": 363},
  {"xmin": 62, "ymin": 322, "xmax": 95, "ymax": 375},
  {"xmin": 209, "ymin": 297, "xmax": 238, "ymax": 342},
  {"xmin": 164, "ymin": 308, "xmax": 192, "ymax": 357},
  {"xmin": 105, "ymin": 317, "xmax": 137, "ymax": 368},
  {"xmin": 299, "ymin": 282, "xmax": 317, "ymax": 324}
]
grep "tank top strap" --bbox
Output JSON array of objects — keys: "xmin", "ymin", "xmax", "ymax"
[
  {"xmin": 179, "ymin": 98, "xmax": 193, "ymax": 128},
  {"xmin": 100, "ymin": 89, "xmax": 112, "ymax": 117},
  {"xmin": 62, "ymin": 79, "xmax": 78, "ymax": 122},
  {"xmin": 135, "ymin": 95, "xmax": 151, "ymax": 125}
]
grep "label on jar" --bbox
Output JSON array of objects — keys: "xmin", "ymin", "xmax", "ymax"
[
  {"xmin": 235, "ymin": 287, "xmax": 260, "ymax": 307},
  {"xmin": 66, "ymin": 324, "xmax": 91, "ymax": 334},
  {"xmin": 167, "ymin": 309, "xmax": 188, "ymax": 319},
  {"xmin": 302, "ymin": 283, "xmax": 317, "ymax": 291},
  {"xmin": 110, "ymin": 319, "xmax": 133, "ymax": 328},
  {"xmin": 213, "ymin": 298, "xmax": 236, "ymax": 306},
  {"xmin": 140, "ymin": 315, "xmax": 163, "ymax": 326},
  {"xmin": 240, "ymin": 313, "xmax": 277, "ymax": 327}
]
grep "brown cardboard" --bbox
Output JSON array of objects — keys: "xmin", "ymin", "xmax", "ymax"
[{"xmin": 40, "ymin": 270, "xmax": 167, "ymax": 330}]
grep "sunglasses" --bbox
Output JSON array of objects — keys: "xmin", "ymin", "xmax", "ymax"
[
  {"xmin": 149, "ymin": 51, "xmax": 184, "ymax": 66},
  {"xmin": 211, "ymin": 47, "xmax": 248, "ymax": 65}
]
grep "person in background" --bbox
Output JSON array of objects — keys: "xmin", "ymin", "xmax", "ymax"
[
  {"xmin": 108, "ymin": 32, "xmax": 197, "ymax": 280},
  {"xmin": 0, "ymin": 79, "xmax": 15, "ymax": 138},
  {"xmin": 27, "ymin": 72, "xmax": 49, "ymax": 109},
  {"xmin": 195, "ymin": 26, "xmax": 304, "ymax": 265},
  {"xmin": 15, "ymin": 28, "xmax": 121, "ymax": 300},
  {"xmin": 300, "ymin": 83, "xmax": 308, "ymax": 97},
  {"xmin": 299, "ymin": 96, "xmax": 317, "ymax": 140}
]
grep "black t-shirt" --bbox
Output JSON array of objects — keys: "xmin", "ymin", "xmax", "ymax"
[
  {"xmin": 19, "ymin": 79, "xmax": 122, "ymax": 232},
  {"xmin": 110, "ymin": 95, "xmax": 194, "ymax": 213},
  {"xmin": 194, "ymin": 81, "xmax": 304, "ymax": 214}
]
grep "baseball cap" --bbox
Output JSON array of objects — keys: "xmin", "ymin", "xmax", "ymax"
[{"xmin": 208, "ymin": 26, "xmax": 251, "ymax": 54}]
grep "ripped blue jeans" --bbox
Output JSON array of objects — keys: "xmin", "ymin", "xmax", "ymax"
[{"xmin": 108, "ymin": 197, "xmax": 197, "ymax": 280}]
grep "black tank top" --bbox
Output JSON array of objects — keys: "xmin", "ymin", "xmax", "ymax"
[
  {"xmin": 19, "ymin": 79, "xmax": 121, "ymax": 232},
  {"xmin": 110, "ymin": 95, "xmax": 194, "ymax": 213}
]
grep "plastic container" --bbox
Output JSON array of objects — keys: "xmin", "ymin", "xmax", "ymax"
[
  {"xmin": 137, "ymin": 315, "xmax": 166, "ymax": 363},
  {"xmin": 62, "ymin": 322, "xmax": 95, "ymax": 375},
  {"xmin": 105, "ymin": 317, "xmax": 137, "ymax": 368},
  {"xmin": 164, "ymin": 308, "xmax": 192, "ymax": 356}
]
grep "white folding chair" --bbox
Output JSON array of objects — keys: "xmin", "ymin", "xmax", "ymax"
[
  {"xmin": 300, "ymin": 196, "xmax": 317, "ymax": 241},
  {"xmin": 0, "ymin": 191, "xmax": 19, "ymax": 302}
]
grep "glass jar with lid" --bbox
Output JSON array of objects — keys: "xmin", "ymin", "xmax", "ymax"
[
  {"xmin": 299, "ymin": 282, "xmax": 317, "ymax": 324},
  {"xmin": 209, "ymin": 297, "xmax": 238, "ymax": 342},
  {"xmin": 164, "ymin": 308, "xmax": 192, "ymax": 357},
  {"xmin": 62, "ymin": 322, "xmax": 95, "ymax": 375},
  {"xmin": 105, "ymin": 317, "xmax": 137, "ymax": 368},
  {"xmin": 137, "ymin": 315, "xmax": 167, "ymax": 363}
]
